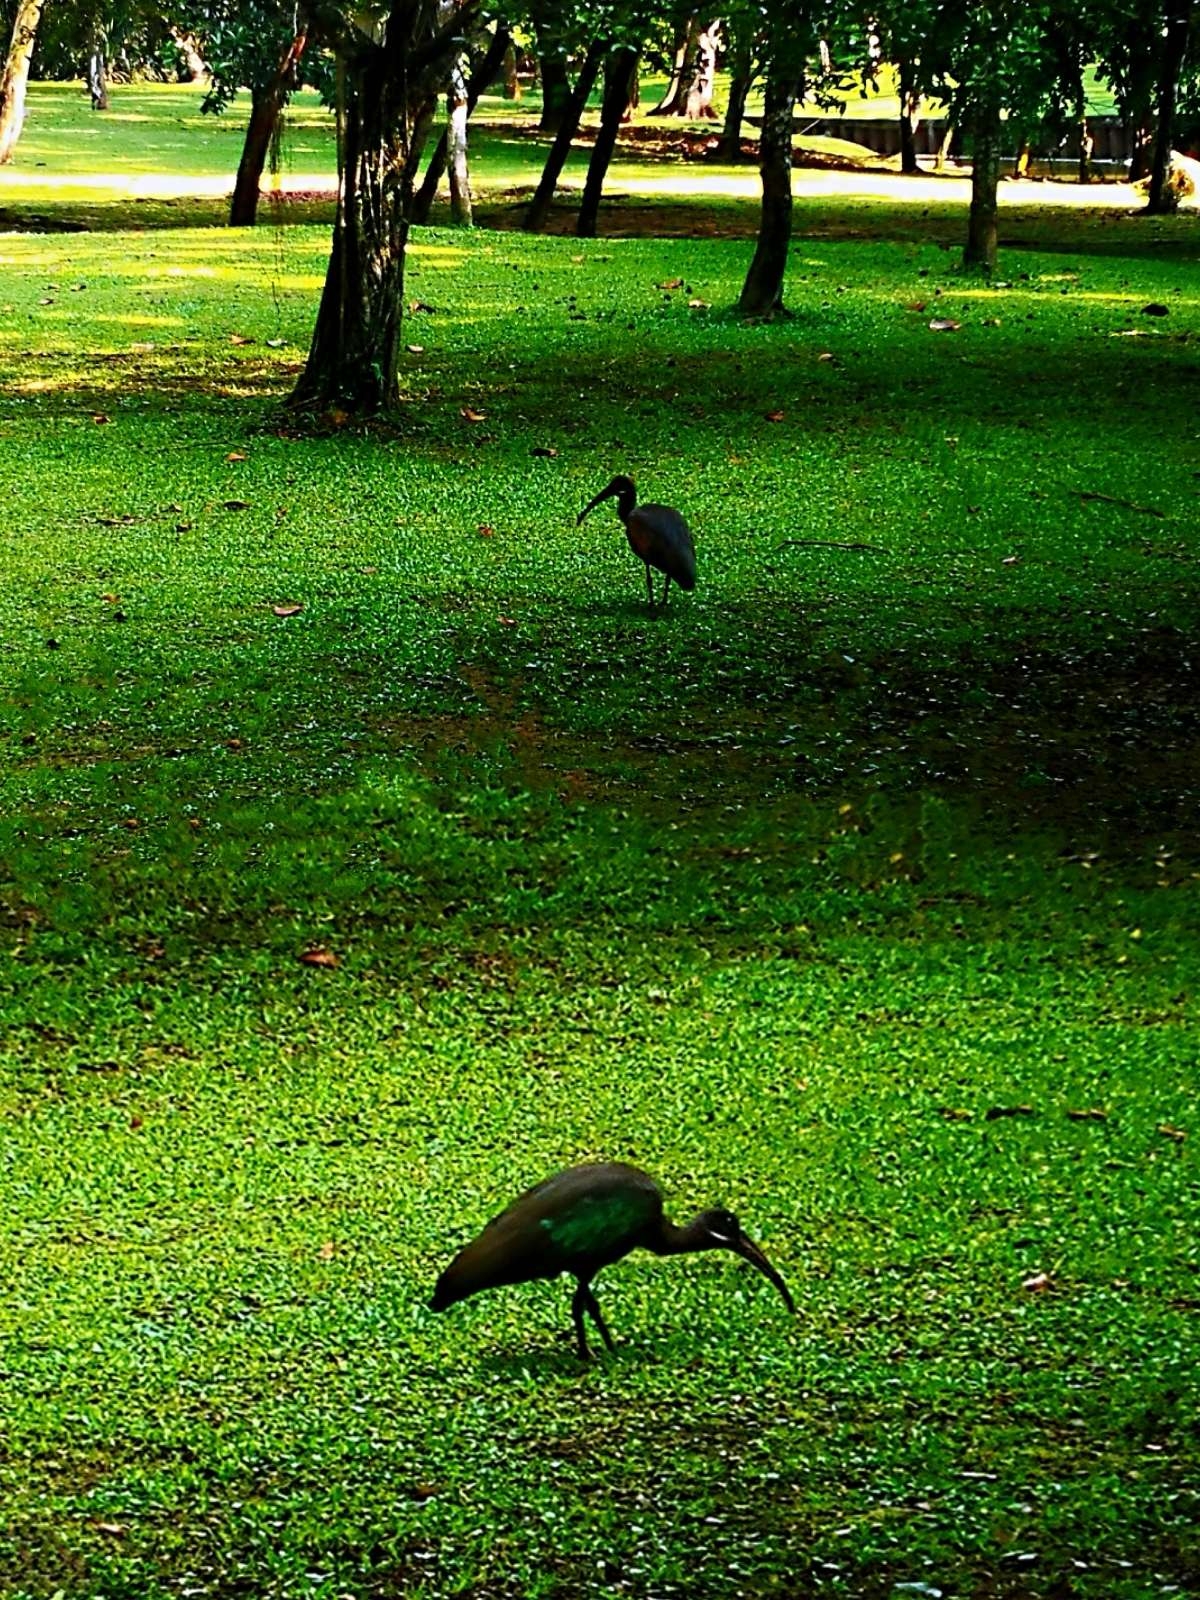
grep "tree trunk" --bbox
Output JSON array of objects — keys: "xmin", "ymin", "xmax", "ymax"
[
  {"xmin": 1075, "ymin": 69, "xmax": 1092, "ymax": 184},
  {"xmin": 412, "ymin": 24, "xmax": 509, "ymax": 223},
  {"xmin": 523, "ymin": 37, "xmax": 605, "ymax": 232},
  {"xmin": 88, "ymin": 28, "xmax": 109, "ymax": 110},
  {"xmin": 738, "ymin": 65, "xmax": 801, "ymax": 315},
  {"xmin": 1146, "ymin": 8, "xmax": 1192, "ymax": 213},
  {"xmin": 652, "ymin": 12, "xmax": 698, "ymax": 114},
  {"xmin": 502, "ymin": 40, "xmax": 520, "ymax": 99},
  {"xmin": 447, "ymin": 50, "xmax": 472, "ymax": 223},
  {"xmin": 934, "ymin": 121, "xmax": 955, "ymax": 171},
  {"xmin": 576, "ymin": 45, "xmax": 638, "ymax": 237},
  {"xmin": 229, "ymin": 30, "xmax": 307, "ymax": 227},
  {"xmin": 171, "ymin": 28, "xmax": 208, "ymax": 83},
  {"xmin": 964, "ymin": 97, "xmax": 1001, "ymax": 271},
  {"xmin": 898, "ymin": 57, "xmax": 919, "ymax": 173},
  {"xmin": 0, "ymin": 0, "xmax": 47, "ymax": 165},
  {"xmin": 538, "ymin": 50, "xmax": 570, "ymax": 131},
  {"xmin": 682, "ymin": 20, "xmax": 719, "ymax": 118},
  {"xmin": 291, "ymin": 2, "xmax": 476, "ymax": 415},
  {"xmin": 716, "ymin": 63, "xmax": 753, "ymax": 159}
]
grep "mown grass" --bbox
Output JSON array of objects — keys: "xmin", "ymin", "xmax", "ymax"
[{"xmin": 1, "ymin": 91, "xmax": 1198, "ymax": 1600}]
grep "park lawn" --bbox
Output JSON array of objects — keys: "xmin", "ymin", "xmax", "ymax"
[{"xmin": 1, "ymin": 94, "xmax": 1199, "ymax": 1600}]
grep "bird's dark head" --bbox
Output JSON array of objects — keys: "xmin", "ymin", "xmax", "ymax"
[
  {"xmin": 691, "ymin": 1209, "xmax": 796, "ymax": 1315},
  {"xmin": 577, "ymin": 475, "xmax": 636, "ymax": 527}
]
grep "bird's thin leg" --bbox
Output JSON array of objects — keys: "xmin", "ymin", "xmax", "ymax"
[
  {"xmin": 570, "ymin": 1282, "xmax": 593, "ymax": 1360},
  {"xmin": 645, "ymin": 563, "xmax": 655, "ymax": 609},
  {"xmin": 661, "ymin": 573, "xmax": 671, "ymax": 607},
  {"xmin": 582, "ymin": 1284, "xmax": 616, "ymax": 1352}
]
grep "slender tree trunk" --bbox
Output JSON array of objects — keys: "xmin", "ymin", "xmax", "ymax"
[
  {"xmin": 502, "ymin": 40, "xmax": 520, "ymax": 99},
  {"xmin": 964, "ymin": 96, "xmax": 1002, "ymax": 271},
  {"xmin": 230, "ymin": 29, "xmax": 307, "ymax": 227},
  {"xmin": 652, "ymin": 12, "xmax": 698, "ymax": 114},
  {"xmin": 576, "ymin": 45, "xmax": 638, "ymax": 237},
  {"xmin": 291, "ymin": 1, "xmax": 476, "ymax": 414},
  {"xmin": 171, "ymin": 28, "xmax": 208, "ymax": 83},
  {"xmin": 716, "ymin": 63, "xmax": 753, "ymax": 158},
  {"xmin": 1146, "ymin": 8, "xmax": 1192, "ymax": 213},
  {"xmin": 538, "ymin": 50, "xmax": 570, "ymax": 130},
  {"xmin": 682, "ymin": 20, "xmax": 720, "ymax": 118},
  {"xmin": 523, "ymin": 37, "xmax": 605, "ymax": 232},
  {"xmin": 412, "ymin": 24, "xmax": 509, "ymax": 223},
  {"xmin": 934, "ymin": 121, "xmax": 955, "ymax": 171},
  {"xmin": 738, "ymin": 65, "xmax": 801, "ymax": 315},
  {"xmin": 447, "ymin": 50, "xmax": 472, "ymax": 223},
  {"xmin": 0, "ymin": 0, "xmax": 47, "ymax": 165},
  {"xmin": 1075, "ymin": 69, "xmax": 1092, "ymax": 183},
  {"xmin": 898, "ymin": 56, "xmax": 919, "ymax": 173},
  {"xmin": 88, "ymin": 28, "xmax": 109, "ymax": 110}
]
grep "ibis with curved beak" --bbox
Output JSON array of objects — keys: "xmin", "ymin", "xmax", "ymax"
[{"xmin": 577, "ymin": 476, "xmax": 696, "ymax": 609}]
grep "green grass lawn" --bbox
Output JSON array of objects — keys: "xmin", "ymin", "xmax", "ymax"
[{"xmin": 1, "ymin": 86, "xmax": 1198, "ymax": 1600}]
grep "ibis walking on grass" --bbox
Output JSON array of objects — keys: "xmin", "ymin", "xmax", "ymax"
[
  {"xmin": 577, "ymin": 475, "xmax": 696, "ymax": 609},
  {"xmin": 430, "ymin": 1161, "xmax": 794, "ymax": 1357}
]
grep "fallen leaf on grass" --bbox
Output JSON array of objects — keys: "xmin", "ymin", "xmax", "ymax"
[
  {"xmin": 92, "ymin": 413, "xmax": 111, "ymax": 425},
  {"xmin": 406, "ymin": 343, "xmax": 425, "ymax": 354},
  {"xmin": 1158, "ymin": 1124, "xmax": 1187, "ymax": 1142},
  {"xmin": 929, "ymin": 318, "xmax": 961, "ymax": 332},
  {"xmin": 939, "ymin": 1106, "xmax": 973, "ymax": 1122},
  {"xmin": 986, "ymin": 1104, "xmax": 1036, "ymax": 1120},
  {"xmin": 1022, "ymin": 1272, "xmax": 1052, "ymax": 1293},
  {"xmin": 765, "ymin": 409, "xmax": 786, "ymax": 422},
  {"xmin": 688, "ymin": 298, "xmax": 711, "ymax": 310},
  {"xmin": 226, "ymin": 451, "xmax": 247, "ymax": 462},
  {"xmin": 272, "ymin": 603, "xmax": 303, "ymax": 618},
  {"xmin": 1001, "ymin": 554, "xmax": 1021, "ymax": 566},
  {"xmin": 903, "ymin": 300, "xmax": 928, "ymax": 312},
  {"xmin": 498, "ymin": 615, "xmax": 517, "ymax": 626},
  {"xmin": 409, "ymin": 299, "xmax": 435, "ymax": 314},
  {"xmin": 531, "ymin": 445, "xmax": 558, "ymax": 457},
  {"xmin": 300, "ymin": 946, "xmax": 340, "ymax": 969},
  {"xmin": 658, "ymin": 277, "xmax": 685, "ymax": 290},
  {"xmin": 477, "ymin": 524, "xmax": 494, "ymax": 538},
  {"xmin": 1066, "ymin": 1108, "xmax": 1108, "ymax": 1122},
  {"xmin": 1142, "ymin": 302, "xmax": 1170, "ymax": 316},
  {"xmin": 93, "ymin": 1522, "xmax": 127, "ymax": 1537},
  {"xmin": 317, "ymin": 1240, "xmax": 336, "ymax": 1261},
  {"xmin": 222, "ymin": 499, "xmax": 251, "ymax": 511},
  {"xmin": 229, "ymin": 334, "xmax": 255, "ymax": 346},
  {"xmin": 460, "ymin": 406, "xmax": 487, "ymax": 423},
  {"xmin": 265, "ymin": 338, "xmax": 287, "ymax": 349}
]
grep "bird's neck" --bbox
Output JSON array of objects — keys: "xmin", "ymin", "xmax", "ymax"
[
  {"xmin": 613, "ymin": 481, "xmax": 636, "ymax": 523},
  {"xmin": 650, "ymin": 1216, "xmax": 711, "ymax": 1257}
]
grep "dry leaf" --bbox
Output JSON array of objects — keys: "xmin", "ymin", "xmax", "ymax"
[
  {"xmin": 1066, "ymin": 1108, "xmax": 1107, "ymax": 1122},
  {"xmin": 130, "ymin": 1114, "xmax": 144, "ymax": 1129},
  {"xmin": 92, "ymin": 413, "xmax": 111, "ymax": 425},
  {"xmin": 317, "ymin": 1240, "xmax": 336, "ymax": 1261},
  {"xmin": 765, "ymin": 410, "xmax": 786, "ymax": 422},
  {"xmin": 939, "ymin": 1106, "xmax": 973, "ymax": 1121},
  {"xmin": 222, "ymin": 499, "xmax": 250, "ymax": 511},
  {"xmin": 229, "ymin": 334, "xmax": 254, "ymax": 346},
  {"xmin": 226, "ymin": 451, "xmax": 247, "ymax": 462},
  {"xmin": 688, "ymin": 298, "xmax": 711, "ymax": 310},
  {"xmin": 477, "ymin": 524, "xmax": 494, "ymax": 538},
  {"xmin": 94, "ymin": 1522, "xmax": 127, "ymax": 1537},
  {"xmin": 38, "ymin": 296, "xmax": 55, "ymax": 305},
  {"xmin": 531, "ymin": 445, "xmax": 558, "ymax": 457},
  {"xmin": 1022, "ymin": 1272, "xmax": 1052, "ymax": 1293},
  {"xmin": 929, "ymin": 318, "xmax": 961, "ymax": 332},
  {"xmin": 817, "ymin": 351, "xmax": 837, "ymax": 363},
  {"xmin": 985, "ymin": 1104, "xmax": 1036, "ymax": 1120},
  {"xmin": 904, "ymin": 300, "xmax": 927, "ymax": 312},
  {"xmin": 121, "ymin": 818, "xmax": 141, "ymax": 830},
  {"xmin": 498, "ymin": 615, "xmax": 517, "ymax": 626},
  {"xmin": 406, "ymin": 343, "xmax": 425, "ymax": 354},
  {"xmin": 409, "ymin": 299, "xmax": 435, "ymax": 314},
  {"xmin": 1001, "ymin": 554, "xmax": 1021, "ymax": 566},
  {"xmin": 658, "ymin": 277, "xmax": 685, "ymax": 290},
  {"xmin": 300, "ymin": 946, "xmax": 340, "ymax": 969},
  {"xmin": 460, "ymin": 406, "xmax": 486, "ymax": 423},
  {"xmin": 272, "ymin": 603, "xmax": 303, "ymax": 618},
  {"xmin": 1158, "ymin": 1124, "xmax": 1186, "ymax": 1142}
]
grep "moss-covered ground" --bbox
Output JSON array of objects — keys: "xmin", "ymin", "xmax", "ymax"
[{"xmin": 0, "ymin": 80, "xmax": 1197, "ymax": 1600}]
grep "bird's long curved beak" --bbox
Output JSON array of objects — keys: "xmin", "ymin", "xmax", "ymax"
[
  {"xmin": 732, "ymin": 1233, "xmax": 796, "ymax": 1314},
  {"xmin": 576, "ymin": 482, "xmax": 615, "ymax": 526}
]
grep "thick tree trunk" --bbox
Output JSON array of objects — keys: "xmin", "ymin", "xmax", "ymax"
[
  {"xmin": 0, "ymin": 0, "xmax": 47, "ymax": 165},
  {"xmin": 738, "ymin": 66, "xmax": 801, "ymax": 315},
  {"xmin": 654, "ymin": 14, "xmax": 720, "ymax": 118},
  {"xmin": 898, "ymin": 57, "xmax": 919, "ymax": 174},
  {"xmin": 523, "ymin": 37, "xmax": 605, "ymax": 232},
  {"xmin": 291, "ymin": 1, "xmax": 475, "ymax": 414},
  {"xmin": 412, "ymin": 24, "xmax": 509, "ymax": 224},
  {"xmin": 576, "ymin": 46, "xmax": 638, "ymax": 237},
  {"xmin": 1146, "ymin": 9, "xmax": 1192, "ymax": 213},
  {"xmin": 88, "ymin": 29, "xmax": 109, "ymax": 110},
  {"xmin": 447, "ymin": 51, "xmax": 472, "ymax": 223},
  {"xmin": 964, "ymin": 97, "xmax": 1002, "ymax": 271},
  {"xmin": 229, "ymin": 30, "xmax": 307, "ymax": 227},
  {"xmin": 171, "ymin": 28, "xmax": 208, "ymax": 83},
  {"xmin": 538, "ymin": 50, "xmax": 570, "ymax": 131},
  {"xmin": 652, "ymin": 13, "xmax": 698, "ymax": 114}
]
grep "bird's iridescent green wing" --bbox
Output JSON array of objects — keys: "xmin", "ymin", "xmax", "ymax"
[{"xmin": 538, "ymin": 1188, "xmax": 657, "ymax": 1257}]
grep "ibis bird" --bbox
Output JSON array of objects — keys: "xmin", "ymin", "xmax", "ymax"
[
  {"xmin": 577, "ymin": 475, "xmax": 696, "ymax": 609},
  {"xmin": 430, "ymin": 1161, "xmax": 794, "ymax": 1357}
]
